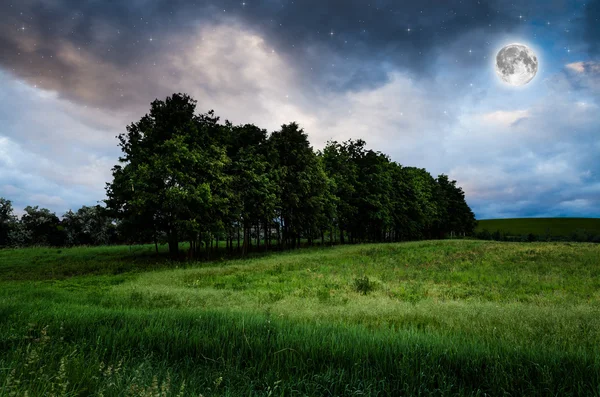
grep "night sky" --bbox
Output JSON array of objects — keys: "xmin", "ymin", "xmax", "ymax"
[{"xmin": 1, "ymin": 0, "xmax": 599, "ymax": 219}]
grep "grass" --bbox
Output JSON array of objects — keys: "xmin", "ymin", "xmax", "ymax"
[
  {"xmin": 1, "ymin": 240, "xmax": 600, "ymax": 395},
  {"xmin": 476, "ymin": 217, "xmax": 600, "ymax": 237}
]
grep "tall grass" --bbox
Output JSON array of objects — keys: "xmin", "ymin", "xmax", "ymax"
[{"xmin": 1, "ymin": 240, "xmax": 599, "ymax": 395}]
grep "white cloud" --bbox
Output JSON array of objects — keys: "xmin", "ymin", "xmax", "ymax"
[
  {"xmin": 566, "ymin": 62, "xmax": 585, "ymax": 73},
  {"xmin": 480, "ymin": 109, "xmax": 530, "ymax": 126},
  {"xmin": 566, "ymin": 61, "xmax": 600, "ymax": 74}
]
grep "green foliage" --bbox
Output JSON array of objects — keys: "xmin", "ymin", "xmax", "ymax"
[
  {"xmin": 106, "ymin": 94, "xmax": 230, "ymax": 258},
  {"xmin": 102, "ymin": 93, "xmax": 476, "ymax": 257},
  {"xmin": 20, "ymin": 205, "xmax": 65, "ymax": 246},
  {"xmin": 320, "ymin": 140, "xmax": 476, "ymax": 244},
  {"xmin": 0, "ymin": 198, "xmax": 17, "ymax": 247},
  {"xmin": 62, "ymin": 205, "xmax": 117, "ymax": 246},
  {"xmin": 269, "ymin": 122, "xmax": 330, "ymax": 248},
  {"xmin": 1, "ymin": 93, "xmax": 477, "ymax": 253}
]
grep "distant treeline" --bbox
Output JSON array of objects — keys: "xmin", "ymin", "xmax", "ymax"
[
  {"xmin": 0, "ymin": 93, "xmax": 476, "ymax": 255},
  {"xmin": 476, "ymin": 229, "xmax": 600, "ymax": 243},
  {"xmin": 0, "ymin": 202, "xmax": 118, "ymax": 247}
]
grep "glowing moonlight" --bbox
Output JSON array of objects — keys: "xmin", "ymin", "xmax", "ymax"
[{"xmin": 495, "ymin": 44, "xmax": 538, "ymax": 86}]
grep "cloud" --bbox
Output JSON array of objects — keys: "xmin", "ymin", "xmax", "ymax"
[
  {"xmin": 480, "ymin": 110, "xmax": 530, "ymax": 126},
  {"xmin": 0, "ymin": 0, "xmax": 523, "ymax": 110},
  {"xmin": 0, "ymin": 72, "xmax": 119, "ymax": 215},
  {"xmin": 562, "ymin": 61, "xmax": 600, "ymax": 93},
  {"xmin": 3, "ymin": 23, "xmax": 600, "ymax": 220},
  {"xmin": 0, "ymin": 23, "xmax": 321, "ymax": 215},
  {"xmin": 442, "ymin": 91, "xmax": 600, "ymax": 218},
  {"xmin": 566, "ymin": 62, "xmax": 587, "ymax": 73},
  {"xmin": 1, "ymin": 1, "xmax": 599, "ymax": 220}
]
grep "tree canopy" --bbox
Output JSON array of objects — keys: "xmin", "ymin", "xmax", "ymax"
[
  {"xmin": 0, "ymin": 93, "xmax": 477, "ymax": 253},
  {"xmin": 104, "ymin": 93, "xmax": 476, "ymax": 257}
]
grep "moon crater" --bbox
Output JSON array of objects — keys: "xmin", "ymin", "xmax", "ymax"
[{"xmin": 495, "ymin": 44, "xmax": 538, "ymax": 86}]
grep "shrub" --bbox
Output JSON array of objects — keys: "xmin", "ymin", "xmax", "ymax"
[{"xmin": 353, "ymin": 276, "xmax": 373, "ymax": 295}]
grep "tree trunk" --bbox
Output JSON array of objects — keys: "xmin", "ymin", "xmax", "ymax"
[
  {"xmin": 256, "ymin": 223, "xmax": 260, "ymax": 250},
  {"xmin": 243, "ymin": 225, "xmax": 248, "ymax": 256},
  {"xmin": 168, "ymin": 236, "xmax": 178, "ymax": 259},
  {"xmin": 276, "ymin": 219, "xmax": 281, "ymax": 250},
  {"xmin": 196, "ymin": 233, "xmax": 201, "ymax": 258},
  {"xmin": 206, "ymin": 237, "xmax": 211, "ymax": 260},
  {"xmin": 264, "ymin": 218, "xmax": 269, "ymax": 252},
  {"xmin": 340, "ymin": 228, "xmax": 345, "ymax": 245}
]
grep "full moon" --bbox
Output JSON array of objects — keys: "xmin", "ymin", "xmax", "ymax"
[{"xmin": 495, "ymin": 44, "xmax": 538, "ymax": 86}]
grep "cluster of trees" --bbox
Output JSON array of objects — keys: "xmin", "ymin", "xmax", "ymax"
[
  {"xmin": 0, "ymin": 93, "xmax": 476, "ymax": 254},
  {"xmin": 103, "ymin": 93, "xmax": 476, "ymax": 258},
  {"xmin": 0, "ymin": 199, "xmax": 117, "ymax": 247}
]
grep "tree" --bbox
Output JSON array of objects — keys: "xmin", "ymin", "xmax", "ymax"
[
  {"xmin": 106, "ymin": 93, "xmax": 228, "ymax": 258},
  {"xmin": 98, "ymin": 93, "xmax": 478, "ymax": 257},
  {"xmin": 435, "ymin": 174, "xmax": 477, "ymax": 237},
  {"xmin": 321, "ymin": 141, "xmax": 359, "ymax": 244},
  {"xmin": 62, "ymin": 205, "xmax": 117, "ymax": 246},
  {"xmin": 400, "ymin": 167, "xmax": 439, "ymax": 239},
  {"xmin": 20, "ymin": 206, "xmax": 65, "ymax": 246},
  {"xmin": 0, "ymin": 198, "xmax": 17, "ymax": 247},
  {"xmin": 223, "ymin": 124, "xmax": 277, "ymax": 254},
  {"xmin": 269, "ymin": 123, "xmax": 328, "ymax": 248},
  {"xmin": 352, "ymin": 149, "xmax": 394, "ymax": 242}
]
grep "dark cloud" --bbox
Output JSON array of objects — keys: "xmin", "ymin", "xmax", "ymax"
[{"xmin": 0, "ymin": 0, "xmax": 522, "ymax": 109}]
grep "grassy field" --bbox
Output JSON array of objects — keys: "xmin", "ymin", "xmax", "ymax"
[
  {"xmin": 476, "ymin": 217, "xmax": 600, "ymax": 237},
  {"xmin": 1, "ymin": 241, "xmax": 599, "ymax": 396}
]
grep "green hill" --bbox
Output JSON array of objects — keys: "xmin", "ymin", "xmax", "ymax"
[{"xmin": 476, "ymin": 218, "xmax": 600, "ymax": 237}]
